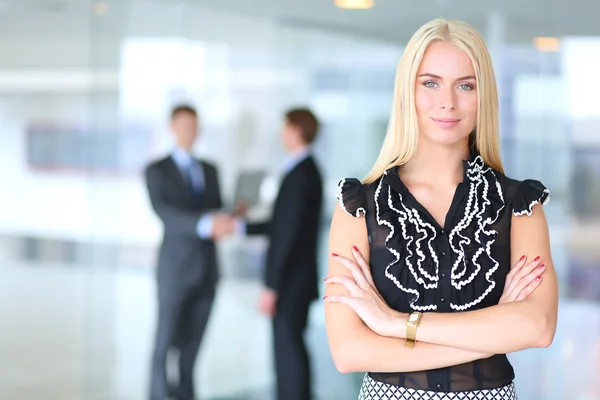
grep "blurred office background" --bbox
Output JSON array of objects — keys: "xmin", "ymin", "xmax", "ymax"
[{"xmin": 0, "ymin": 0, "xmax": 599, "ymax": 399}]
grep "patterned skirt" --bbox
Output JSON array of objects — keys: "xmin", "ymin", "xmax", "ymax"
[{"xmin": 358, "ymin": 373, "xmax": 518, "ymax": 400}]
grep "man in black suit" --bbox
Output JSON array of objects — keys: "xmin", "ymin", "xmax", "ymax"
[
  {"xmin": 244, "ymin": 108, "xmax": 323, "ymax": 400},
  {"xmin": 145, "ymin": 105, "xmax": 234, "ymax": 400}
]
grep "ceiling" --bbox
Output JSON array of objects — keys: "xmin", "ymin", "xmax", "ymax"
[
  {"xmin": 0, "ymin": 0, "xmax": 599, "ymax": 45},
  {"xmin": 195, "ymin": 0, "xmax": 600, "ymax": 44}
]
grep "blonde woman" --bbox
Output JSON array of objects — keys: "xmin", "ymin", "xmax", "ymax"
[{"xmin": 324, "ymin": 19, "xmax": 558, "ymax": 400}]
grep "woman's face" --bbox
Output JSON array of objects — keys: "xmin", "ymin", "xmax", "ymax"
[{"xmin": 415, "ymin": 41, "xmax": 478, "ymax": 148}]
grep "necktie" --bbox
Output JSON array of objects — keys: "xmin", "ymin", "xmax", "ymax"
[
  {"xmin": 185, "ymin": 161, "xmax": 204, "ymax": 205},
  {"xmin": 185, "ymin": 162, "xmax": 196, "ymax": 194}
]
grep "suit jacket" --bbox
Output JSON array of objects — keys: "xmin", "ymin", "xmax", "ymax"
[
  {"xmin": 247, "ymin": 156, "xmax": 323, "ymax": 304},
  {"xmin": 145, "ymin": 156, "xmax": 222, "ymax": 299}
]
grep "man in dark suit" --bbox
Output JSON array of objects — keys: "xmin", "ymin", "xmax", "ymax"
[
  {"xmin": 244, "ymin": 108, "xmax": 323, "ymax": 400},
  {"xmin": 145, "ymin": 105, "xmax": 234, "ymax": 400}
]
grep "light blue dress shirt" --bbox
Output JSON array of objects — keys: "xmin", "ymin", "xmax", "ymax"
[
  {"xmin": 171, "ymin": 147, "xmax": 213, "ymax": 239},
  {"xmin": 282, "ymin": 146, "xmax": 311, "ymax": 175}
]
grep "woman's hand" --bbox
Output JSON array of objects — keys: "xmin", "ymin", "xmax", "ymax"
[
  {"xmin": 499, "ymin": 255, "xmax": 546, "ymax": 303},
  {"xmin": 324, "ymin": 246, "xmax": 405, "ymax": 338}
]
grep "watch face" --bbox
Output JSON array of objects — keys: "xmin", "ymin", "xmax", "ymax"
[{"xmin": 409, "ymin": 313, "xmax": 419, "ymax": 322}]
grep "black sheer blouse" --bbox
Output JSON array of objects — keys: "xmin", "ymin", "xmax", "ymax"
[{"xmin": 336, "ymin": 154, "xmax": 550, "ymax": 392}]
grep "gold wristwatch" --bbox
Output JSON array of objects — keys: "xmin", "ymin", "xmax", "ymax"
[{"xmin": 404, "ymin": 311, "xmax": 423, "ymax": 348}]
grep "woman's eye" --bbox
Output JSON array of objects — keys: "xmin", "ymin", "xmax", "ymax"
[
  {"xmin": 424, "ymin": 81, "xmax": 438, "ymax": 88},
  {"xmin": 459, "ymin": 83, "xmax": 474, "ymax": 91}
]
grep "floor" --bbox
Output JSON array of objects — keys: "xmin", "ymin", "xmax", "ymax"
[{"xmin": 1, "ymin": 261, "xmax": 599, "ymax": 400}]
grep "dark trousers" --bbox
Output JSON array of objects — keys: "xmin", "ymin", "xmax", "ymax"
[
  {"xmin": 150, "ymin": 285, "xmax": 215, "ymax": 400},
  {"xmin": 273, "ymin": 299, "xmax": 312, "ymax": 400}
]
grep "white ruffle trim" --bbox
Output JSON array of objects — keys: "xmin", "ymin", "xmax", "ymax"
[{"xmin": 512, "ymin": 189, "xmax": 551, "ymax": 217}]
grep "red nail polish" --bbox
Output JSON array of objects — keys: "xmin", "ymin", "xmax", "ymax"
[
  {"xmin": 324, "ymin": 277, "xmax": 328, "ymax": 282},
  {"xmin": 323, "ymin": 296, "xmax": 328, "ymax": 300},
  {"xmin": 332, "ymin": 253, "xmax": 338, "ymax": 257},
  {"xmin": 536, "ymin": 276, "xmax": 542, "ymax": 280},
  {"xmin": 539, "ymin": 264, "xmax": 545, "ymax": 269},
  {"xmin": 352, "ymin": 246, "xmax": 358, "ymax": 252},
  {"xmin": 519, "ymin": 255, "xmax": 526, "ymax": 262},
  {"xmin": 534, "ymin": 256, "xmax": 541, "ymax": 262}
]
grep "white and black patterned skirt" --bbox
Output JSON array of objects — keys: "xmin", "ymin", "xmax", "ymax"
[{"xmin": 358, "ymin": 373, "xmax": 518, "ymax": 400}]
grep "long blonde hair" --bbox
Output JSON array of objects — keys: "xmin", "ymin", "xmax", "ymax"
[{"xmin": 364, "ymin": 18, "xmax": 503, "ymax": 184}]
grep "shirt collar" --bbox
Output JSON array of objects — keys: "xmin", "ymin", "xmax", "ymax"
[
  {"xmin": 172, "ymin": 146, "xmax": 193, "ymax": 168},
  {"xmin": 383, "ymin": 149, "xmax": 483, "ymax": 196},
  {"xmin": 283, "ymin": 146, "xmax": 311, "ymax": 173}
]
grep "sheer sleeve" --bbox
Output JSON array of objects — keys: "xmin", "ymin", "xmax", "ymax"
[
  {"xmin": 336, "ymin": 178, "xmax": 366, "ymax": 218},
  {"xmin": 512, "ymin": 179, "xmax": 550, "ymax": 216}
]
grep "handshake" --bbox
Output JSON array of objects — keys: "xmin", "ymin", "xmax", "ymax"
[
  {"xmin": 211, "ymin": 213, "xmax": 240, "ymax": 241},
  {"xmin": 210, "ymin": 202, "xmax": 248, "ymax": 241}
]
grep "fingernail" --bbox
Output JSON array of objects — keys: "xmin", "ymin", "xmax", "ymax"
[
  {"xmin": 324, "ymin": 277, "xmax": 328, "ymax": 282},
  {"xmin": 352, "ymin": 246, "xmax": 358, "ymax": 252},
  {"xmin": 536, "ymin": 275, "xmax": 542, "ymax": 280},
  {"xmin": 332, "ymin": 253, "xmax": 338, "ymax": 257},
  {"xmin": 323, "ymin": 296, "xmax": 328, "ymax": 300},
  {"xmin": 539, "ymin": 264, "xmax": 545, "ymax": 270},
  {"xmin": 534, "ymin": 256, "xmax": 541, "ymax": 262},
  {"xmin": 519, "ymin": 255, "xmax": 526, "ymax": 262}
]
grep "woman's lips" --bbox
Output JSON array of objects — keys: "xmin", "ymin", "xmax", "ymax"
[{"xmin": 432, "ymin": 118, "xmax": 461, "ymax": 128}]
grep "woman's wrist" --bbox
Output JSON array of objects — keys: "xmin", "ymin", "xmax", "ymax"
[{"xmin": 386, "ymin": 310, "xmax": 408, "ymax": 339}]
